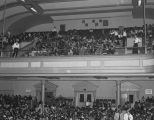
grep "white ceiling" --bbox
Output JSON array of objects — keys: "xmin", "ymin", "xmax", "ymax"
[
  {"xmin": 39, "ymin": 0, "xmax": 130, "ymax": 10},
  {"xmin": 0, "ymin": 0, "xmax": 132, "ymax": 21},
  {"xmin": 1, "ymin": 0, "xmax": 154, "ymax": 21}
]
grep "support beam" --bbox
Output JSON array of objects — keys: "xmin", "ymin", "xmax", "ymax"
[
  {"xmin": 143, "ymin": 0, "xmax": 147, "ymax": 54},
  {"xmin": 1, "ymin": 0, "xmax": 7, "ymax": 57},
  {"xmin": 116, "ymin": 80, "xmax": 121, "ymax": 107},
  {"xmin": 41, "ymin": 80, "xmax": 45, "ymax": 113}
]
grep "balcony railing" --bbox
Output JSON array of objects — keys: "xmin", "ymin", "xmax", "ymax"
[{"xmin": 0, "ymin": 46, "xmax": 153, "ymax": 58}]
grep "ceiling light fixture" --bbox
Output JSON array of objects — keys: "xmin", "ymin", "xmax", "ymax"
[{"xmin": 30, "ymin": 7, "xmax": 37, "ymax": 13}]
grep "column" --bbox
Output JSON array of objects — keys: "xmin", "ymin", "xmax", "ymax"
[
  {"xmin": 143, "ymin": 0, "xmax": 147, "ymax": 54},
  {"xmin": 1, "ymin": 0, "xmax": 7, "ymax": 57},
  {"xmin": 116, "ymin": 80, "xmax": 121, "ymax": 107},
  {"xmin": 41, "ymin": 80, "xmax": 45, "ymax": 113}
]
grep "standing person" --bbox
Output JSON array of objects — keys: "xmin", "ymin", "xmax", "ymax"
[
  {"xmin": 122, "ymin": 30, "xmax": 127, "ymax": 47},
  {"xmin": 12, "ymin": 39, "xmax": 20, "ymax": 57},
  {"xmin": 128, "ymin": 111, "xmax": 133, "ymax": 120},
  {"xmin": 52, "ymin": 26, "xmax": 57, "ymax": 37},
  {"xmin": 151, "ymin": 113, "xmax": 154, "ymax": 120},
  {"xmin": 152, "ymin": 40, "xmax": 154, "ymax": 53},
  {"xmin": 123, "ymin": 110, "xmax": 133, "ymax": 120},
  {"xmin": 120, "ymin": 109, "xmax": 125, "ymax": 120},
  {"xmin": 114, "ymin": 109, "xmax": 121, "ymax": 120},
  {"xmin": 132, "ymin": 35, "xmax": 141, "ymax": 54}
]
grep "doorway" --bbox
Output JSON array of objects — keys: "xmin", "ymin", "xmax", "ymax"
[
  {"xmin": 121, "ymin": 81, "xmax": 140, "ymax": 105},
  {"xmin": 129, "ymin": 94, "xmax": 134, "ymax": 103},
  {"xmin": 77, "ymin": 91, "xmax": 94, "ymax": 107},
  {"xmin": 121, "ymin": 93, "xmax": 134, "ymax": 104},
  {"xmin": 73, "ymin": 81, "xmax": 98, "ymax": 107}
]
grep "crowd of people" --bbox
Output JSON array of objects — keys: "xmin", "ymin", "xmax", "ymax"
[
  {"xmin": 0, "ymin": 24, "xmax": 154, "ymax": 57},
  {"xmin": 114, "ymin": 96, "xmax": 154, "ymax": 120},
  {"xmin": 0, "ymin": 93, "xmax": 154, "ymax": 120}
]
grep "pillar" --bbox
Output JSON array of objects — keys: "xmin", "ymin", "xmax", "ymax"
[
  {"xmin": 41, "ymin": 80, "xmax": 45, "ymax": 113},
  {"xmin": 116, "ymin": 80, "xmax": 121, "ymax": 107}
]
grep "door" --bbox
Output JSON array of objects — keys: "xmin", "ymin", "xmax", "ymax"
[
  {"xmin": 78, "ymin": 92, "xmax": 85, "ymax": 107},
  {"xmin": 121, "ymin": 92, "xmax": 135, "ymax": 105},
  {"xmin": 76, "ymin": 91, "xmax": 94, "ymax": 107},
  {"xmin": 121, "ymin": 93, "xmax": 128, "ymax": 105},
  {"xmin": 60, "ymin": 24, "xmax": 66, "ymax": 32},
  {"xmin": 129, "ymin": 95, "xmax": 134, "ymax": 103},
  {"xmin": 86, "ymin": 92, "xmax": 93, "ymax": 107}
]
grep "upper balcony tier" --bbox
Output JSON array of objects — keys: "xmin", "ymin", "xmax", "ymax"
[{"xmin": 0, "ymin": 54, "xmax": 154, "ymax": 77}]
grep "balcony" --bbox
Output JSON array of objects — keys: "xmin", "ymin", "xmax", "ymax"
[{"xmin": 0, "ymin": 54, "xmax": 153, "ymax": 76}]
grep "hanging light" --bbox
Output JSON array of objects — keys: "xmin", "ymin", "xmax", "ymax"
[
  {"xmin": 30, "ymin": 7, "xmax": 37, "ymax": 13},
  {"xmin": 138, "ymin": 0, "xmax": 142, "ymax": 6}
]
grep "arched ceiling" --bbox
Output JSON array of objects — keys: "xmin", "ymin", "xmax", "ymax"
[
  {"xmin": 8, "ymin": 15, "xmax": 52, "ymax": 34},
  {"xmin": 0, "ymin": 0, "xmax": 154, "ymax": 34}
]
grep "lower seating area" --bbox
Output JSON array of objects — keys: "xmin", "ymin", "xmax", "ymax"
[{"xmin": 0, "ymin": 94, "xmax": 154, "ymax": 120}]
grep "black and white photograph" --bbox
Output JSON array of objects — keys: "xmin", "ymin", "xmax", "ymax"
[{"xmin": 0, "ymin": 0, "xmax": 154, "ymax": 120}]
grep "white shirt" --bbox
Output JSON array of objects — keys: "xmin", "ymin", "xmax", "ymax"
[
  {"xmin": 129, "ymin": 114, "xmax": 133, "ymax": 120},
  {"xmin": 12, "ymin": 42, "xmax": 20, "ymax": 49},
  {"xmin": 123, "ymin": 31, "xmax": 127, "ymax": 37},
  {"xmin": 114, "ymin": 31, "xmax": 118, "ymax": 36},
  {"xmin": 114, "ymin": 112, "xmax": 120, "ymax": 120},
  {"xmin": 124, "ymin": 113, "xmax": 129, "ymax": 120},
  {"xmin": 120, "ymin": 113, "xmax": 124, "ymax": 120},
  {"xmin": 124, "ymin": 113, "xmax": 133, "ymax": 120},
  {"xmin": 134, "ymin": 37, "xmax": 141, "ymax": 43}
]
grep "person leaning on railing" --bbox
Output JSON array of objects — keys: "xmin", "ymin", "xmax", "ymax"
[
  {"xmin": 12, "ymin": 39, "xmax": 20, "ymax": 58},
  {"xmin": 152, "ymin": 40, "xmax": 154, "ymax": 54},
  {"xmin": 132, "ymin": 35, "xmax": 141, "ymax": 54}
]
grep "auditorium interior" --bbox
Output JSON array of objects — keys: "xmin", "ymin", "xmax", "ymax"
[{"xmin": 0, "ymin": 0, "xmax": 154, "ymax": 120}]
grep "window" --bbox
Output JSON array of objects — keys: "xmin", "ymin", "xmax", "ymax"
[
  {"xmin": 103, "ymin": 20, "xmax": 108, "ymax": 26},
  {"xmin": 80, "ymin": 94, "xmax": 84, "ymax": 102},
  {"xmin": 129, "ymin": 95, "xmax": 134, "ymax": 103},
  {"xmin": 87, "ymin": 94, "xmax": 92, "ymax": 102},
  {"xmin": 60, "ymin": 24, "xmax": 66, "ymax": 32}
]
